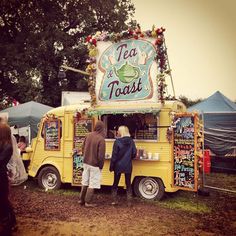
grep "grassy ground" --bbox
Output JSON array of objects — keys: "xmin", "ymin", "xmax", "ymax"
[{"xmin": 204, "ymin": 172, "xmax": 236, "ymax": 191}]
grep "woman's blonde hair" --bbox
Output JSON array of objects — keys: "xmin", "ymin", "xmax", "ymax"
[{"xmin": 118, "ymin": 126, "xmax": 130, "ymax": 137}]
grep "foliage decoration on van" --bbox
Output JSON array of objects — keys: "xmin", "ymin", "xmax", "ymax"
[
  {"xmin": 42, "ymin": 113, "xmax": 58, "ymax": 122},
  {"xmin": 85, "ymin": 25, "xmax": 173, "ymax": 105},
  {"xmin": 166, "ymin": 114, "xmax": 181, "ymax": 143}
]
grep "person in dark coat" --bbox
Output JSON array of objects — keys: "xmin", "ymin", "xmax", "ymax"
[
  {"xmin": 79, "ymin": 120, "xmax": 106, "ymax": 207},
  {"xmin": 0, "ymin": 123, "xmax": 17, "ymax": 235},
  {"xmin": 109, "ymin": 126, "xmax": 137, "ymax": 205}
]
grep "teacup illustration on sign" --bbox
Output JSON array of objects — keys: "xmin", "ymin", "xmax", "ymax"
[{"xmin": 113, "ymin": 62, "xmax": 140, "ymax": 83}]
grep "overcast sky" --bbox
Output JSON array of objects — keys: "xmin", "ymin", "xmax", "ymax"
[{"xmin": 132, "ymin": 0, "xmax": 236, "ymax": 101}]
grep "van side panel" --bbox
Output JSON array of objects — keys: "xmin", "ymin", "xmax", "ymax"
[{"xmin": 101, "ymin": 107, "xmax": 177, "ymax": 192}]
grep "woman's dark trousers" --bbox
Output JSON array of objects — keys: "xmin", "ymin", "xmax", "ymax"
[{"xmin": 112, "ymin": 172, "xmax": 132, "ymax": 201}]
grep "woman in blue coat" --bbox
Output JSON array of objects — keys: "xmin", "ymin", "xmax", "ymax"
[{"xmin": 109, "ymin": 126, "xmax": 137, "ymax": 205}]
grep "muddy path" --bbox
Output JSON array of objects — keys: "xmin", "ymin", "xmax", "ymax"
[{"xmin": 6, "ymin": 177, "xmax": 236, "ymax": 236}]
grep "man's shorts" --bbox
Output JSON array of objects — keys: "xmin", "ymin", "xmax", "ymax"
[{"xmin": 82, "ymin": 163, "xmax": 102, "ymax": 189}]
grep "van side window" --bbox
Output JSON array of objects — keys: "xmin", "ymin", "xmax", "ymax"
[
  {"xmin": 41, "ymin": 119, "xmax": 62, "ymax": 139},
  {"xmin": 101, "ymin": 113, "xmax": 159, "ymax": 140}
]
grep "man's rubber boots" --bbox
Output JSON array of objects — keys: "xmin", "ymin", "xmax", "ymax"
[
  {"xmin": 111, "ymin": 189, "xmax": 118, "ymax": 205},
  {"xmin": 85, "ymin": 188, "xmax": 97, "ymax": 207},
  {"xmin": 78, "ymin": 186, "xmax": 88, "ymax": 205}
]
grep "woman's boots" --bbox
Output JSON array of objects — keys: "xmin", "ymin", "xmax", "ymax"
[
  {"xmin": 111, "ymin": 188, "xmax": 132, "ymax": 206},
  {"xmin": 111, "ymin": 189, "xmax": 118, "ymax": 205}
]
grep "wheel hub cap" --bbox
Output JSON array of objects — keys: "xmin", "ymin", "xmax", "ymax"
[
  {"xmin": 43, "ymin": 173, "xmax": 57, "ymax": 189},
  {"xmin": 139, "ymin": 178, "xmax": 159, "ymax": 199}
]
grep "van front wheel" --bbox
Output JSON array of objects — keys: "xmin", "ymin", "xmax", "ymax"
[
  {"xmin": 133, "ymin": 177, "xmax": 165, "ymax": 200},
  {"xmin": 38, "ymin": 166, "xmax": 61, "ymax": 190}
]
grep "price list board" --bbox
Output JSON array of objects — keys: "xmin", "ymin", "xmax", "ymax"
[
  {"xmin": 72, "ymin": 118, "xmax": 93, "ymax": 185},
  {"xmin": 172, "ymin": 114, "xmax": 198, "ymax": 191},
  {"xmin": 73, "ymin": 119, "xmax": 93, "ymax": 150},
  {"xmin": 44, "ymin": 119, "xmax": 60, "ymax": 151}
]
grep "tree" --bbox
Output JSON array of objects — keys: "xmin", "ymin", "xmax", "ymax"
[
  {"xmin": 0, "ymin": 0, "xmax": 135, "ymax": 107},
  {"xmin": 178, "ymin": 95, "xmax": 203, "ymax": 108}
]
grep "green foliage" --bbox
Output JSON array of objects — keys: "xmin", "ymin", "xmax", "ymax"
[
  {"xmin": 0, "ymin": 0, "xmax": 135, "ymax": 107},
  {"xmin": 178, "ymin": 95, "xmax": 203, "ymax": 108}
]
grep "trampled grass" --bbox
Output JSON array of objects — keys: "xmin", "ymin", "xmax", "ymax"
[{"xmin": 157, "ymin": 195, "xmax": 211, "ymax": 213}]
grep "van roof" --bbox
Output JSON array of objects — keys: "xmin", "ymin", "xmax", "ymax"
[
  {"xmin": 87, "ymin": 100, "xmax": 186, "ymax": 115},
  {"xmin": 45, "ymin": 100, "xmax": 186, "ymax": 116},
  {"xmin": 46, "ymin": 103, "xmax": 90, "ymax": 116}
]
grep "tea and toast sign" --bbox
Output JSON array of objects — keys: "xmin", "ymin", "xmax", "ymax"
[
  {"xmin": 85, "ymin": 27, "xmax": 171, "ymax": 106},
  {"xmin": 97, "ymin": 39, "xmax": 157, "ymax": 102}
]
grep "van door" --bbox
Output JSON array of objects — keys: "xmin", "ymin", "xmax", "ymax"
[{"xmin": 172, "ymin": 113, "xmax": 203, "ymax": 191}]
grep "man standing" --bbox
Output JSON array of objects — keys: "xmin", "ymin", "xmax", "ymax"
[{"xmin": 79, "ymin": 120, "xmax": 106, "ymax": 207}]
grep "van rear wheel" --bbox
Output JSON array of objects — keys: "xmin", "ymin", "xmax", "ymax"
[
  {"xmin": 38, "ymin": 166, "xmax": 61, "ymax": 190},
  {"xmin": 133, "ymin": 177, "xmax": 165, "ymax": 200}
]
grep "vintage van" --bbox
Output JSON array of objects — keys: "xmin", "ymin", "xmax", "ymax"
[
  {"xmin": 23, "ymin": 100, "xmax": 203, "ymax": 200},
  {"xmin": 24, "ymin": 28, "xmax": 204, "ymax": 200}
]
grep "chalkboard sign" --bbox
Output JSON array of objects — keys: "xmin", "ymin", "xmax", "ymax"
[
  {"xmin": 173, "ymin": 114, "xmax": 197, "ymax": 191},
  {"xmin": 72, "ymin": 118, "xmax": 93, "ymax": 185},
  {"xmin": 74, "ymin": 139, "xmax": 85, "ymax": 152},
  {"xmin": 44, "ymin": 119, "xmax": 60, "ymax": 151},
  {"xmin": 74, "ymin": 119, "xmax": 93, "ymax": 139}
]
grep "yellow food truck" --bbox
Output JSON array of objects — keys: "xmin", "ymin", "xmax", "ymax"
[{"xmin": 23, "ymin": 28, "xmax": 204, "ymax": 200}]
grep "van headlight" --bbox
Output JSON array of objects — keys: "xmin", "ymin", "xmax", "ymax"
[{"xmin": 25, "ymin": 146, "xmax": 33, "ymax": 153}]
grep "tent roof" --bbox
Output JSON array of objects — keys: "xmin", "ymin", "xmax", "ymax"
[
  {"xmin": 188, "ymin": 91, "xmax": 236, "ymax": 112},
  {"xmin": 0, "ymin": 101, "xmax": 53, "ymax": 130},
  {"xmin": 1, "ymin": 101, "xmax": 52, "ymax": 119},
  {"xmin": 188, "ymin": 92, "xmax": 236, "ymax": 156}
]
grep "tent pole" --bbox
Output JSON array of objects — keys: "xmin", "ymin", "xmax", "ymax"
[
  {"xmin": 202, "ymin": 111, "xmax": 206, "ymax": 186},
  {"xmin": 28, "ymin": 125, "xmax": 31, "ymax": 145},
  {"xmin": 163, "ymin": 38, "xmax": 176, "ymax": 98},
  {"xmin": 204, "ymin": 185, "xmax": 236, "ymax": 194}
]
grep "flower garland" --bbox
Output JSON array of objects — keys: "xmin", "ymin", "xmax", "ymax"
[
  {"xmin": 73, "ymin": 108, "xmax": 89, "ymax": 121},
  {"xmin": 42, "ymin": 113, "xmax": 58, "ymax": 122},
  {"xmin": 85, "ymin": 25, "xmax": 171, "ymax": 106},
  {"xmin": 166, "ymin": 113, "xmax": 181, "ymax": 143}
]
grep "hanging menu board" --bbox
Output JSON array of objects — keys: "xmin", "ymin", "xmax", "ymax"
[
  {"xmin": 173, "ymin": 114, "xmax": 197, "ymax": 191},
  {"xmin": 74, "ymin": 119, "xmax": 93, "ymax": 139},
  {"xmin": 44, "ymin": 119, "xmax": 60, "ymax": 151},
  {"xmin": 73, "ymin": 118, "xmax": 93, "ymax": 151},
  {"xmin": 72, "ymin": 118, "xmax": 93, "ymax": 185}
]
